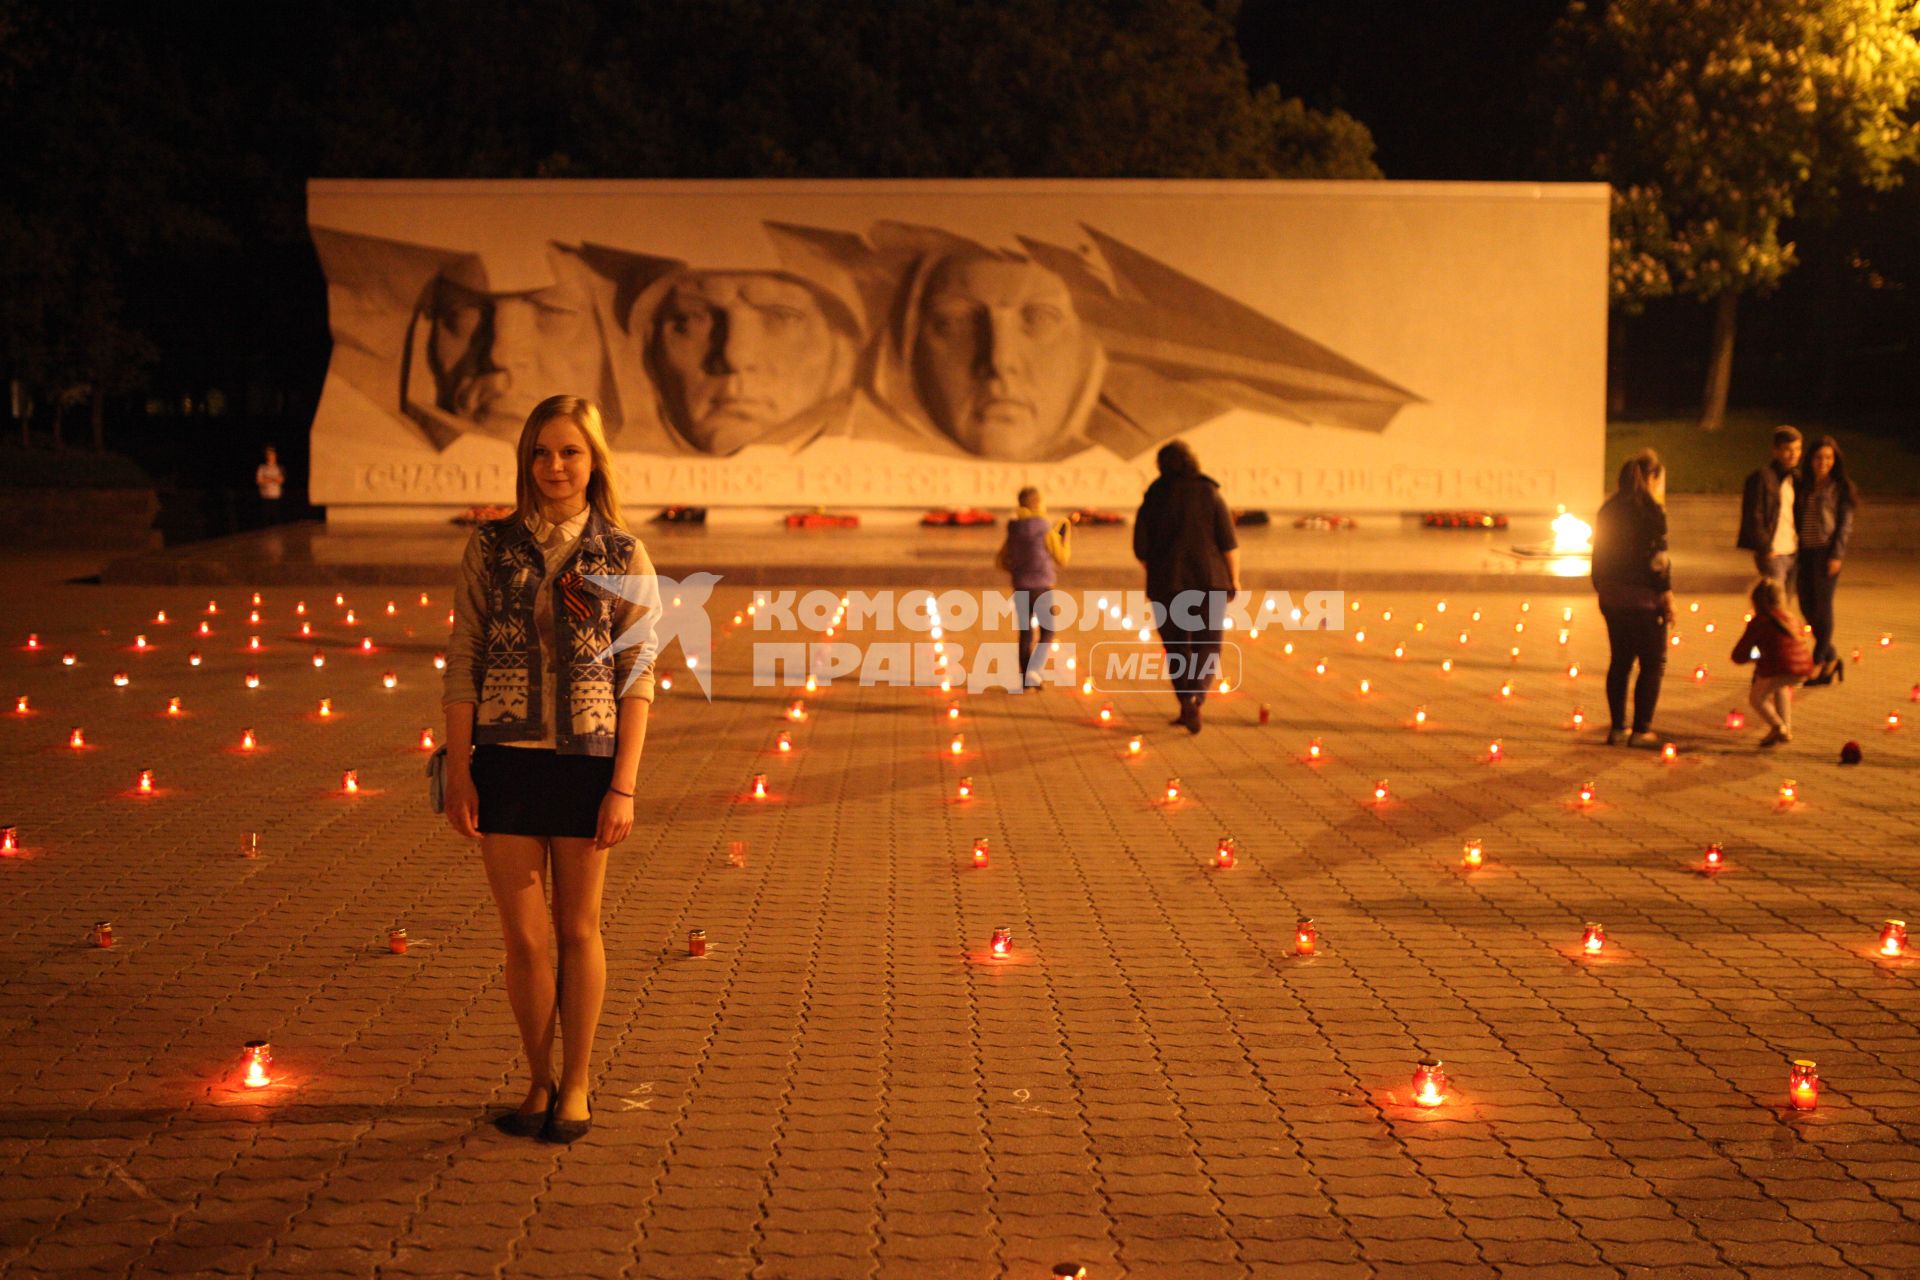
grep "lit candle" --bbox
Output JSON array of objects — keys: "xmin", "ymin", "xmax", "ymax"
[
  {"xmin": 344, "ymin": 609, "xmax": 356, "ymax": 624},
  {"xmin": 93, "ymin": 920, "xmax": 115, "ymax": 949},
  {"xmin": 1413, "ymin": 706, "xmax": 1427, "ymax": 725},
  {"xmin": 1471, "ymin": 610, "xmax": 1482, "ymax": 622},
  {"xmin": 388, "ymin": 927, "xmax": 407, "ymax": 955},
  {"xmin": 1295, "ymin": 919, "xmax": 1317, "ymax": 956},
  {"xmin": 341, "ymin": 769, "xmax": 358, "ymax": 794},
  {"xmin": 1441, "ymin": 659, "xmax": 1453, "ymax": 673},
  {"xmin": 1498, "ymin": 681, "xmax": 1513, "ymax": 699},
  {"xmin": 1079, "ymin": 678, "xmax": 1092, "ymax": 695},
  {"xmin": 972, "ymin": 837, "xmax": 989, "ymax": 867},
  {"xmin": 1567, "ymin": 664, "xmax": 1579, "ymax": 678},
  {"xmin": 1314, "ymin": 659, "xmax": 1327, "ymax": 676},
  {"xmin": 1581, "ymin": 921, "xmax": 1606, "ymax": 954},
  {"xmin": 62, "ymin": 650, "xmax": 76, "ymax": 665},
  {"xmin": 1888, "ymin": 713, "xmax": 1902, "ymax": 730},
  {"xmin": 1661, "ymin": 741, "xmax": 1678, "ymax": 762},
  {"xmin": 334, "ymin": 593, "xmax": 346, "ymax": 606},
  {"xmin": 1881, "ymin": 633, "xmax": 1893, "ymax": 648},
  {"xmin": 242, "ymin": 832, "xmax": 258, "ymax": 858},
  {"xmin": 13, "ymin": 695, "xmax": 24, "ymax": 713},
  {"xmin": 359, "ymin": 637, "xmax": 373, "ymax": 652},
  {"xmin": 295, "ymin": 601, "xmax": 307, "ymax": 615},
  {"xmin": 244, "ymin": 672, "xmax": 259, "ymax": 689},
  {"xmin": 787, "ymin": 700, "xmax": 806, "ymax": 722},
  {"xmin": 250, "ymin": 592, "xmax": 262, "ymax": 607},
  {"xmin": 1693, "ymin": 666, "xmax": 1706, "ymax": 682},
  {"xmin": 1373, "ymin": 779, "xmax": 1389, "ymax": 801},
  {"xmin": 804, "ymin": 674, "xmax": 819, "ymax": 693},
  {"xmin": 1411, "ymin": 1059, "xmax": 1447, "ymax": 1108},
  {"xmin": 1577, "ymin": 780, "xmax": 1595, "ymax": 806},
  {"xmin": 1127, "ymin": 735, "xmax": 1142, "ymax": 754},
  {"xmin": 69, "ymin": 726, "xmax": 85, "ymax": 748},
  {"xmin": 752, "ymin": 773, "xmax": 767, "ymax": 799},
  {"xmin": 248, "ymin": 635, "xmax": 261, "ymax": 651},
  {"xmin": 198, "ymin": 621, "xmax": 211, "ymax": 636},
  {"xmin": 112, "ymin": 671, "xmax": 129, "ymax": 687},
  {"xmin": 419, "ymin": 593, "xmax": 430, "ymax": 606},
  {"xmin": 1788, "ymin": 1059, "xmax": 1819, "ymax": 1111},
  {"xmin": 1165, "ymin": 777, "xmax": 1181, "ymax": 802},
  {"xmin": 946, "ymin": 701, "xmax": 960, "ymax": 720},
  {"xmin": 1098, "ymin": 702, "xmax": 1113, "ymax": 723},
  {"xmin": 1354, "ymin": 630, "xmax": 1366, "ymax": 644},
  {"xmin": 1437, "ymin": 601, "xmax": 1447, "ymax": 613},
  {"xmin": 1486, "ymin": 740, "xmax": 1501, "ymax": 763},
  {"xmin": 688, "ymin": 928, "xmax": 708, "ymax": 958},
  {"xmin": 207, "ymin": 600, "xmax": 220, "ymax": 615},
  {"xmin": 1307, "ymin": 737, "xmax": 1323, "ymax": 761},
  {"xmin": 1214, "ymin": 837, "xmax": 1236, "ymax": 870},
  {"xmin": 433, "ymin": 652, "xmax": 446, "ymax": 671},
  {"xmin": 989, "ymin": 926, "xmax": 1013, "ymax": 957},
  {"xmin": 1571, "ymin": 707, "xmax": 1585, "ymax": 727},
  {"xmin": 1779, "ymin": 779, "xmax": 1797, "ymax": 804},
  {"xmin": 1393, "ymin": 645, "xmax": 1405, "ymax": 660},
  {"xmin": 248, "ymin": 611, "xmax": 260, "ymax": 625},
  {"xmin": 1358, "ymin": 679, "xmax": 1371, "ymax": 695},
  {"xmin": 312, "ymin": 651, "xmax": 326, "ymax": 669},
  {"xmin": 660, "ymin": 676, "xmax": 673, "ymax": 691},
  {"xmin": 1458, "ymin": 632, "xmax": 1469, "ymax": 646},
  {"xmin": 1462, "ymin": 838, "xmax": 1483, "ymax": 869},
  {"xmin": 318, "ymin": 698, "xmax": 332, "ymax": 717},
  {"xmin": 1877, "ymin": 919, "xmax": 1907, "ymax": 957},
  {"xmin": 240, "ymin": 1040, "xmax": 272, "ymax": 1089},
  {"xmin": 382, "ymin": 671, "xmax": 397, "ymax": 689},
  {"xmin": 1283, "ymin": 642, "xmax": 1294, "ymax": 656},
  {"xmin": 1509, "ymin": 646, "xmax": 1521, "ymax": 662},
  {"xmin": 956, "ymin": 776, "xmax": 972, "ymax": 800},
  {"xmin": 1704, "ymin": 841, "xmax": 1723, "ymax": 871},
  {"xmin": 1726, "ymin": 709, "xmax": 1745, "ymax": 729},
  {"xmin": 949, "ymin": 734, "xmax": 964, "ymax": 756},
  {"xmin": 137, "ymin": 768, "xmax": 154, "ymax": 794},
  {"xmin": 135, "ymin": 635, "xmax": 148, "ymax": 650},
  {"xmin": 1, "ymin": 826, "xmax": 15, "ymax": 853},
  {"xmin": 776, "ymin": 731, "xmax": 793, "ymax": 754},
  {"xmin": 299, "ymin": 622, "xmax": 311, "ymax": 636},
  {"xmin": 385, "ymin": 601, "xmax": 397, "ymax": 616},
  {"xmin": 156, "ymin": 610, "xmax": 168, "ymax": 623},
  {"xmin": 240, "ymin": 728, "xmax": 255, "ymax": 751},
  {"xmin": 419, "ymin": 728, "xmax": 435, "ymax": 750}
]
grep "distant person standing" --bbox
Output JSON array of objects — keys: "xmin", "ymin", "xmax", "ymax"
[
  {"xmin": 255, "ymin": 445, "xmax": 286, "ymax": 526},
  {"xmin": 994, "ymin": 486, "xmax": 1071, "ymax": 690},
  {"xmin": 1796, "ymin": 434, "xmax": 1857, "ymax": 687},
  {"xmin": 1737, "ymin": 425, "xmax": 1802, "ymax": 590},
  {"xmin": 1591, "ymin": 450, "xmax": 1672, "ymax": 747},
  {"xmin": 1133, "ymin": 440, "xmax": 1240, "ymax": 734}
]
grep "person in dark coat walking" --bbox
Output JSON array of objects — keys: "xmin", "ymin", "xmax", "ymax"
[
  {"xmin": 1794, "ymin": 434, "xmax": 1857, "ymax": 686},
  {"xmin": 1133, "ymin": 440, "xmax": 1240, "ymax": 733},
  {"xmin": 1591, "ymin": 449, "xmax": 1672, "ymax": 747}
]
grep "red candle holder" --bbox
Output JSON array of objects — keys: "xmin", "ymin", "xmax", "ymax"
[
  {"xmin": 433, "ymin": 653, "xmax": 446, "ymax": 671},
  {"xmin": 688, "ymin": 928, "xmax": 708, "ymax": 958},
  {"xmin": 1498, "ymin": 681, "xmax": 1513, "ymax": 699},
  {"xmin": 419, "ymin": 593, "xmax": 430, "ymax": 606},
  {"xmin": 318, "ymin": 698, "xmax": 332, "ymax": 717},
  {"xmin": 1703, "ymin": 842, "xmax": 1723, "ymax": 871},
  {"xmin": 388, "ymin": 928, "xmax": 408, "ymax": 955},
  {"xmin": 1307, "ymin": 737, "xmax": 1323, "ymax": 761},
  {"xmin": 1313, "ymin": 659, "xmax": 1327, "ymax": 676},
  {"xmin": 334, "ymin": 593, "xmax": 346, "ymax": 606},
  {"xmin": 727, "ymin": 840, "xmax": 747, "ymax": 867},
  {"xmin": 26, "ymin": 633, "xmax": 39, "ymax": 649},
  {"xmin": 250, "ymin": 592, "xmax": 262, "ymax": 606},
  {"xmin": 1726, "ymin": 709, "xmax": 1745, "ymax": 729},
  {"xmin": 1577, "ymin": 780, "xmax": 1595, "ymax": 807},
  {"xmin": 1258, "ymin": 703, "xmax": 1270, "ymax": 724},
  {"xmin": 1788, "ymin": 1059, "xmax": 1819, "ymax": 1111},
  {"xmin": 1127, "ymin": 735, "xmax": 1142, "ymax": 755},
  {"xmin": 990, "ymin": 926, "xmax": 1012, "ymax": 957},
  {"xmin": 93, "ymin": 920, "xmax": 115, "ymax": 948},
  {"xmin": 342, "ymin": 770, "xmax": 359, "ymax": 795},
  {"xmin": 295, "ymin": 601, "xmax": 307, "ymax": 615},
  {"xmin": 776, "ymin": 731, "xmax": 792, "ymax": 753},
  {"xmin": 1661, "ymin": 741, "xmax": 1678, "ymax": 762},
  {"xmin": 956, "ymin": 776, "xmax": 972, "ymax": 800},
  {"xmin": 1411, "ymin": 1058, "xmax": 1448, "ymax": 1108},
  {"xmin": 344, "ymin": 609, "xmax": 357, "ymax": 625},
  {"xmin": 13, "ymin": 695, "xmax": 25, "ymax": 714},
  {"xmin": 300, "ymin": 622, "xmax": 312, "ymax": 637},
  {"xmin": 61, "ymin": 650, "xmax": 76, "ymax": 665},
  {"xmin": 69, "ymin": 727, "xmax": 85, "ymax": 748},
  {"xmin": 1566, "ymin": 663, "xmax": 1579, "ymax": 678},
  {"xmin": 1888, "ymin": 712, "xmax": 1902, "ymax": 730},
  {"xmin": 1581, "ymin": 921, "xmax": 1606, "ymax": 955},
  {"xmin": 972, "ymin": 837, "xmax": 989, "ymax": 867},
  {"xmin": 198, "ymin": 621, "xmax": 211, "ymax": 637},
  {"xmin": 244, "ymin": 672, "xmax": 260, "ymax": 689},
  {"xmin": 385, "ymin": 601, "xmax": 397, "ymax": 616},
  {"xmin": 1, "ymin": 826, "xmax": 15, "ymax": 853},
  {"xmin": 112, "ymin": 671, "xmax": 129, "ymax": 687},
  {"xmin": 1214, "ymin": 837, "xmax": 1236, "ymax": 870},
  {"xmin": 751, "ymin": 773, "xmax": 767, "ymax": 799},
  {"xmin": 1461, "ymin": 838, "xmax": 1483, "ymax": 869},
  {"xmin": 1079, "ymin": 678, "xmax": 1092, "ymax": 695},
  {"xmin": 359, "ymin": 637, "xmax": 373, "ymax": 652},
  {"xmin": 1778, "ymin": 779, "xmax": 1797, "ymax": 805},
  {"xmin": 946, "ymin": 701, "xmax": 960, "ymax": 720},
  {"xmin": 189, "ymin": 651, "xmax": 203, "ymax": 667},
  {"xmin": 1693, "ymin": 665, "xmax": 1707, "ymax": 682},
  {"xmin": 1413, "ymin": 706, "xmax": 1428, "ymax": 726},
  {"xmin": 240, "ymin": 728, "xmax": 256, "ymax": 751},
  {"xmin": 167, "ymin": 697, "xmax": 180, "ymax": 715},
  {"xmin": 248, "ymin": 635, "xmax": 262, "ymax": 652},
  {"xmin": 1486, "ymin": 740, "xmax": 1501, "ymax": 763},
  {"xmin": 1098, "ymin": 702, "xmax": 1113, "ymax": 723},
  {"xmin": 1165, "ymin": 777, "xmax": 1181, "ymax": 802},
  {"xmin": 948, "ymin": 734, "xmax": 964, "ymax": 756},
  {"xmin": 787, "ymin": 700, "xmax": 807, "ymax": 722},
  {"xmin": 1571, "ymin": 707, "xmax": 1585, "ymax": 727},
  {"xmin": 1294, "ymin": 919, "xmax": 1317, "ymax": 956},
  {"xmin": 137, "ymin": 768, "xmax": 154, "ymax": 794},
  {"xmin": 242, "ymin": 832, "xmax": 258, "ymax": 858},
  {"xmin": 134, "ymin": 635, "xmax": 148, "ymax": 650},
  {"xmin": 1358, "ymin": 678, "xmax": 1371, "ymax": 695},
  {"xmin": 312, "ymin": 651, "xmax": 326, "ymax": 668},
  {"xmin": 1372, "ymin": 778, "xmax": 1389, "ymax": 801},
  {"xmin": 1052, "ymin": 1265, "xmax": 1086, "ymax": 1280},
  {"xmin": 418, "ymin": 728, "xmax": 435, "ymax": 750},
  {"xmin": 240, "ymin": 1040, "xmax": 272, "ymax": 1089},
  {"xmin": 381, "ymin": 671, "xmax": 397, "ymax": 689},
  {"xmin": 1879, "ymin": 919, "xmax": 1907, "ymax": 957}
]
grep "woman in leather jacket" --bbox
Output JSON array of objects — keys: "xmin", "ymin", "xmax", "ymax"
[{"xmin": 1795, "ymin": 435, "xmax": 1857, "ymax": 686}]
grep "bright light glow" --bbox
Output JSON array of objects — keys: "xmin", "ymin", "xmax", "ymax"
[{"xmin": 1550, "ymin": 512, "xmax": 1593, "ymax": 555}]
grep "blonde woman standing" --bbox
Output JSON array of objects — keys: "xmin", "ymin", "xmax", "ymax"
[{"xmin": 441, "ymin": 395, "xmax": 658, "ymax": 1143}]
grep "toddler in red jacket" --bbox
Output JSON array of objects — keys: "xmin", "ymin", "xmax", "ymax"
[{"xmin": 1730, "ymin": 578, "xmax": 1814, "ymax": 747}]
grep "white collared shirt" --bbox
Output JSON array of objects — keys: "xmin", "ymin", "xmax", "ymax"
[{"xmin": 1771, "ymin": 472, "xmax": 1797, "ymax": 556}]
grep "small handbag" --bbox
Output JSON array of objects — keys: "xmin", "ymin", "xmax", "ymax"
[{"xmin": 426, "ymin": 744, "xmax": 449, "ymax": 814}]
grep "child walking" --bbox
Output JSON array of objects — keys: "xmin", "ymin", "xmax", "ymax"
[
  {"xmin": 1730, "ymin": 578, "xmax": 1814, "ymax": 747},
  {"xmin": 995, "ymin": 486, "xmax": 1071, "ymax": 690}
]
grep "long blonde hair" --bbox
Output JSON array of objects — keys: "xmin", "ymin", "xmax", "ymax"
[{"xmin": 513, "ymin": 395, "xmax": 627, "ymax": 532}]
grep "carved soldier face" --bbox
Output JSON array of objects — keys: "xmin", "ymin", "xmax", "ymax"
[
  {"xmin": 647, "ymin": 273, "xmax": 851, "ymax": 455},
  {"xmin": 427, "ymin": 275, "xmax": 601, "ymax": 437},
  {"xmin": 911, "ymin": 254, "xmax": 1097, "ymax": 461}
]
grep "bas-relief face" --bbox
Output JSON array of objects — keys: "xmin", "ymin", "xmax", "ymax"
[
  {"xmin": 911, "ymin": 255, "xmax": 1096, "ymax": 461},
  {"xmin": 427, "ymin": 276, "xmax": 601, "ymax": 437},
  {"xmin": 649, "ymin": 274, "xmax": 847, "ymax": 455}
]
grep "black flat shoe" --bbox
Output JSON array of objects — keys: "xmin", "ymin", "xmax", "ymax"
[
  {"xmin": 492, "ymin": 1085, "xmax": 555, "ymax": 1138},
  {"xmin": 541, "ymin": 1096, "xmax": 592, "ymax": 1144}
]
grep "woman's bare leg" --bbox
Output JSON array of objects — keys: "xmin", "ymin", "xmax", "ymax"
[
  {"xmin": 549, "ymin": 836, "xmax": 610, "ymax": 1122},
  {"xmin": 481, "ymin": 834, "xmax": 557, "ymax": 1112}
]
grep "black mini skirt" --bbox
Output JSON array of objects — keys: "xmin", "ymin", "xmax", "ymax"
[{"xmin": 472, "ymin": 744, "xmax": 616, "ymax": 839}]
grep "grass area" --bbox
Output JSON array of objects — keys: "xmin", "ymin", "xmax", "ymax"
[
  {"xmin": 0, "ymin": 442, "xmax": 153, "ymax": 489},
  {"xmin": 1608, "ymin": 410, "xmax": 1920, "ymax": 496}
]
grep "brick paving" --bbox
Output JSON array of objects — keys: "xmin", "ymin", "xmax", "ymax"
[{"xmin": 3, "ymin": 553, "xmax": 1919, "ymax": 1279}]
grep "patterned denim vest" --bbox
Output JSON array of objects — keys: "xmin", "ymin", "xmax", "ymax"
[{"xmin": 472, "ymin": 511, "xmax": 636, "ymax": 757}]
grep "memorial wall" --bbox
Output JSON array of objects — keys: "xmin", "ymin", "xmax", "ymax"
[{"xmin": 307, "ymin": 179, "xmax": 1609, "ymax": 519}]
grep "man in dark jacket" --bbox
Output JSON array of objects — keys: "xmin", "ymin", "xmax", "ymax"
[
  {"xmin": 1133, "ymin": 440, "xmax": 1241, "ymax": 733},
  {"xmin": 1738, "ymin": 425, "xmax": 1803, "ymax": 590}
]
